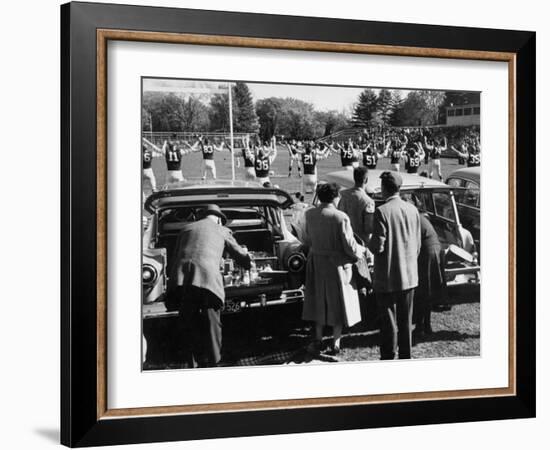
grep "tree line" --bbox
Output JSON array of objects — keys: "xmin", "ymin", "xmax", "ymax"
[{"xmin": 142, "ymin": 82, "xmax": 479, "ymax": 140}]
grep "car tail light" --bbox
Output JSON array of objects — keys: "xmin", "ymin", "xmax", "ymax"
[
  {"xmin": 142, "ymin": 264, "xmax": 158, "ymax": 286},
  {"xmin": 286, "ymin": 252, "xmax": 306, "ymax": 273}
]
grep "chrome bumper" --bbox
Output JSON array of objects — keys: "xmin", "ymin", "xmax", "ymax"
[{"xmin": 142, "ymin": 288, "xmax": 304, "ymax": 320}]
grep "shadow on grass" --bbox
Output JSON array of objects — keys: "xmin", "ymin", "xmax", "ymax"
[{"xmin": 415, "ymin": 330, "xmax": 480, "ymax": 344}]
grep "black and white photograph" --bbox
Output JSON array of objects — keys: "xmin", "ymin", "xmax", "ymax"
[{"xmin": 141, "ymin": 78, "xmax": 481, "ymax": 370}]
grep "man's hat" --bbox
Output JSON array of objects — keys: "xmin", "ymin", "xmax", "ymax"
[
  {"xmin": 380, "ymin": 171, "xmax": 403, "ymax": 189},
  {"xmin": 197, "ymin": 204, "xmax": 227, "ymax": 225}
]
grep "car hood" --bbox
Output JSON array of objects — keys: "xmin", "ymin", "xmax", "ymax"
[{"xmin": 144, "ymin": 184, "xmax": 294, "ymax": 213}]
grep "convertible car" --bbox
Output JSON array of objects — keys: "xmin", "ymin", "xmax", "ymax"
[{"xmin": 142, "ymin": 180, "xmax": 306, "ymax": 321}]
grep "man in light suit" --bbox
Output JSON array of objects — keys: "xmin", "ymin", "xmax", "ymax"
[
  {"xmin": 338, "ymin": 166, "xmax": 375, "ymax": 245},
  {"xmin": 169, "ymin": 204, "xmax": 251, "ymax": 367},
  {"xmin": 369, "ymin": 172, "xmax": 421, "ymax": 359}
]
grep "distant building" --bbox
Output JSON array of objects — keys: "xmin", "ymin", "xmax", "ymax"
[{"xmin": 445, "ymin": 104, "xmax": 480, "ymax": 127}]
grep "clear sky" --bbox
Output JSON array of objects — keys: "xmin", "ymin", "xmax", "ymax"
[
  {"xmin": 143, "ymin": 78, "xmax": 399, "ymax": 113},
  {"xmin": 247, "ymin": 83, "xmax": 364, "ymax": 113}
]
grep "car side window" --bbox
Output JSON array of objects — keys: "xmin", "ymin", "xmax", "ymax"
[
  {"xmin": 447, "ymin": 178, "xmax": 463, "ymax": 188},
  {"xmin": 400, "ymin": 191, "xmax": 434, "ymax": 214},
  {"xmin": 447, "ymin": 178, "xmax": 466, "ymax": 204},
  {"xmin": 432, "ymin": 192, "xmax": 456, "ymax": 221},
  {"xmin": 464, "ymin": 181, "xmax": 480, "ymax": 208}
]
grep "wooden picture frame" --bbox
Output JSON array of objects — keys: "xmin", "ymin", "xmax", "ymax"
[{"xmin": 61, "ymin": 1, "xmax": 535, "ymax": 446}]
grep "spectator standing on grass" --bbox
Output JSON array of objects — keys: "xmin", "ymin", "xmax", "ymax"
[
  {"xmin": 338, "ymin": 166, "xmax": 375, "ymax": 245},
  {"xmin": 410, "ymin": 198, "xmax": 446, "ymax": 338},
  {"xmin": 302, "ymin": 183, "xmax": 366, "ymax": 356},
  {"xmin": 368, "ymin": 171, "xmax": 421, "ymax": 360}
]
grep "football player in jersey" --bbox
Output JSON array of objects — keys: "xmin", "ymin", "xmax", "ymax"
[
  {"xmin": 285, "ymin": 139, "xmax": 302, "ymax": 177},
  {"xmin": 300, "ymin": 141, "xmax": 331, "ymax": 194},
  {"xmin": 451, "ymin": 138, "xmax": 481, "ymax": 167},
  {"xmin": 360, "ymin": 137, "xmax": 384, "ymax": 170},
  {"xmin": 141, "ymin": 138, "xmax": 163, "ymax": 194},
  {"xmin": 424, "ymin": 135, "xmax": 447, "ymax": 180},
  {"xmin": 403, "ymin": 141, "xmax": 425, "ymax": 174},
  {"xmin": 334, "ymin": 139, "xmax": 360, "ymax": 171},
  {"xmin": 254, "ymin": 136, "xmax": 277, "ymax": 185},
  {"xmin": 161, "ymin": 133, "xmax": 187, "ymax": 184},
  {"xmin": 186, "ymin": 135, "xmax": 226, "ymax": 180},
  {"xmin": 387, "ymin": 133, "xmax": 407, "ymax": 172},
  {"xmin": 240, "ymin": 135, "xmax": 257, "ymax": 180}
]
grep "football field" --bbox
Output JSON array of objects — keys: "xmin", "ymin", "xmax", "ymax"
[{"xmin": 145, "ymin": 146, "xmax": 465, "ymax": 202}]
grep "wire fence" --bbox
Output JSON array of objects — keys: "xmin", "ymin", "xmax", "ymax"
[{"xmin": 142, "ymin": 131, "xmax": 256, "ymax": 148}]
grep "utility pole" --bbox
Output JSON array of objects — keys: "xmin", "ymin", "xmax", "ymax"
[{"xmin": 228, "ymin": 83, "xmax": 235, "ymax": 181}]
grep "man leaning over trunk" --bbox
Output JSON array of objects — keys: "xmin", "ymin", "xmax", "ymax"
[{"xmin": 168, "ymin": 204, "xmax": 251, "ymax": 368}]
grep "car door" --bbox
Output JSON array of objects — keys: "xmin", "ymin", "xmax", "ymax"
[
  {"xmin": 400, "ymin": 189, "xmax": 462, "ymax": 249},
  {"xmin": 447, "ymin": 177, "xmax": 480, "ymax": 247},
  {"xmin": 429, "ymin": 190, "xmax": 464, "ymax": 248}
]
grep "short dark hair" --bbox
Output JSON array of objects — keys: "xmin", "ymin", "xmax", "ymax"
[
  {"xmin": 381, "ymin": 176, "xmax": 400, "ymax": 196},
  {"xmin": 317, "ymin": 183, "xmax": 340, "ymax": 203},
  {"xmin": 353, "ymin": 166, "xmax": 369, "ymax": 187}
]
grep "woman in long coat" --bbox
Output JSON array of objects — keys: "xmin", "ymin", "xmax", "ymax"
[{"xmin": 302, "ymin": 183, "xmax": 366, "ymax": 354}]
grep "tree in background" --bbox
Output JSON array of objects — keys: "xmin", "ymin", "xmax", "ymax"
[
  {"xmin": 278, "ymin": 98, "xmax": 323, "ymax": 140},
  {"xmin": 256, "ymin": 97, "xmax": 335, "ymax": 141},
  {"xmin": 209, "ymin": 82, "xmax": 260, "ymax": 133},
  {"xmin": 173, "ymin": 96, "xmax": 210, "ymax": 132},
  {"xmin": 420, "ymin": 91, "xmax": 446, "ymax": 125},
  {"xmin": 232, "ymin": 82, "xmax": 260, "ymax": 133},
  {"xmin": 256, "ymin": 97, "xmax": 283, "ymax": 141},
  {"xmin": 376, "ymin": 89, "xmax": 395, "ymax": 126},
  {"xmin": 389, "ymin": 91, "xmax": 404, "ymax": 126},
  {"xmin": 142, "ymin": 92, "xmax": 210, "ymax": 132},
  {"xmin": 391, "ymin": 90, "xmax": 446, "ymax": 126},
  {"xmin": 351, "ymin": 89, "xmax": 379, "ymax": 127},
  {"xmin": 314, "ymin": 110, "xmax": 350, "ymax": 137},
  {"xmin": 209, "ymin": 93, "xmax": 230, "ymax": 131}
]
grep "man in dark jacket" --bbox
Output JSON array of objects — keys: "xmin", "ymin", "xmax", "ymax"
[
  {"xmin": 169, "ymin": 204, "xmax": 251, "ymax": 367},
  {"xmin": 368, "ymin": 172, "xmax": 421, "ymax": 359}
]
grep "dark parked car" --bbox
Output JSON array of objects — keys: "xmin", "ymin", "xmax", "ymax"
[{"xmin": 446, "ymin": 166, "xmax": 480, "ymax": 251}]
